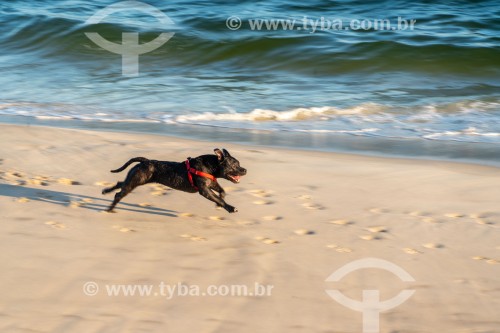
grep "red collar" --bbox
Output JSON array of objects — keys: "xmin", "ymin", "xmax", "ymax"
[{"xmin": 185, "ymin": 159, "xmax": 217, "ymax": 191}]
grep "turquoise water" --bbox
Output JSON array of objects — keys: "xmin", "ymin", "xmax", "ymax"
[{"xmin": 1, "ymin": 0, "xmax": 499, "ymax": 159}]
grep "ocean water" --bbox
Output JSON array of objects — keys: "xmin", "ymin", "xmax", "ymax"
[{"xmin": 1, "ymin": 0, "xmax": 499, "ymax": 161}]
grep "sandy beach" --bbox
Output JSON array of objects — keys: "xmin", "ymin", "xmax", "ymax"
[{"xmin": 0, "ymin": 124, "xmax": 499, "ymax": 333}]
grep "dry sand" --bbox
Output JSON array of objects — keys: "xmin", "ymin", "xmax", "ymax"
[{"xmin": 0, "ymin": 124, "xmax": 499, "ymax": 333}]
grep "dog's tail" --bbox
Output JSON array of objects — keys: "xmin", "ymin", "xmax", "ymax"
[{"xmin": 110, "ymin": 157, "xmax": 149, "ymax": 173}]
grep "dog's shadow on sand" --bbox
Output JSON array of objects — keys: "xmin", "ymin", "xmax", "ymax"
[{"xmin": 0, "ymin": 183, "xmax": 177, "ymax": 218}]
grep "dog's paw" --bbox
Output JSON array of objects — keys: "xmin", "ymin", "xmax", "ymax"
[{"xmin": 226, "ymin": 205, "xmax": 238, "ymax": 213}]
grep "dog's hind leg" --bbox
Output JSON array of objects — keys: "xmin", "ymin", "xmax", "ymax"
[
  {"xmin": 102, "ymin": 182, "xmax": 123, "ymax": 195},
  {"xmin": 105, "ymin": 165, "xmax": 151, "ymax": 212},
  {"xmin": 106, "ymin": 181, "xmax": 139, "ymax": 212},
  {"xmin": 106, "ymin": 189, "xmax": 127, "ymax": 212}
]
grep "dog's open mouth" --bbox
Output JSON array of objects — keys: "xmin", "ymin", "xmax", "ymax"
[{"xmin": 228, "ymin": 174, "xmax": 241, "ymax": 183}]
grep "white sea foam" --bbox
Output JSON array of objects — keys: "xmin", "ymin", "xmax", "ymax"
[
  {"xmin": 1, "ymin": 101, "xmax": 499, "ymax": 143},
  {"xmin": 174, "ymin": 103, "xmax": 386, "ymax": 123},
  {"xmin": 424, "ymin": 127, "xmax": 500, "ymax": 140}
]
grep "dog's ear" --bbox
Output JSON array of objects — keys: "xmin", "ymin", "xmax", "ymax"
[
  {"xmin": 214, "ymin": 148, "xmax": 224, "ymax": 161},
  {"xmin": 222, "ymin": 149, "xmax": 231, "ymax": 157}
]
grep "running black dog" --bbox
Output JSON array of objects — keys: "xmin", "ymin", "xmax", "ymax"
[{"xmin": 102, "ymin": 148, "xmax": 247, "ymax": 213}]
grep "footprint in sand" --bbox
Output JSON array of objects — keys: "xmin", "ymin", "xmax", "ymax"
[
  {"xmin": 469, "ymin": 213, "xmax": 488, "ymax": 219},
  {"xmin": 112, "ymin": 225, "xmax": 136, "ymax": 233},
  {"xmin": 302, "ymin": 202, "xmax": 325, "ymax": 210},
  {"xmin": 6, "ymin": 171, "xmax": 25, "ymax": 179},
  {"xmin": 421, "ymin": 217, "xmax": 439, "ymax": 224},
  {"xmin": 369, "ymin": 208, "xmax": 389, "ymax": 214},
  {"xmin": 249, "ymin": 189, "xmax": 273, "ymax": 198},
  {"xmin": 329, "ymin": 219, "xmax": 354, "ymax": 225},
  {"xmin": 403, "ymin": 248, "xmax": 422, "ymax": 255},
  {"xmin": 8, "ymin": 179, "xmax": 26, "ymax": 186},
  {"xmin": 138, "ymin": 203, "xmax": 152, "ymax": 207},
  {"xmin": 150, "ymin": 185, "xmax": 168, "ymax": 194},
  {"xmin": 422, "ymin": 243, "xmax": 444, "ymax": 249},
  {"xmin": 27, "ymin": 179, "xmax": 48, "ymax": 186},
  {"xmin": 70, "ymin": 200, "xmax": 87, "ymax": 208},
  {"xmin": 262, "ymin": 215, "xmax": 282, "ymax": 221},
  {"xmin": 150, "ymin": 185, "xmax": 170, "ymax": 193},
  {"xmin": 180, "ymin": 234, "xmax": 206, "ymax": 241},
  {"xmin": 179, "ymin": 212, "xmax": 195, "ymax": 218},
  {"xmin": 475, "ymin": 219, "xmax": 493, "ymax": 225},
  {"xmin": 408, "ymin": 211, "xmax": 429, "ymax": 217},
  {"xmin": 359, "ymin": 234, "xmax": 381, "ymax": 240},
  {"xmin": 253, "ymin": 199, "xmax": 274, "ymax": 205},
  {"xmin": 57, "ymin": 178, "xmax": 81, "ymax": 185},
  {"xmin": 472, "ymin": 256, "xmax": 498, "ymax": 264},
  {"xmin": 254, "ymin": 236, "xmax": 279, "ymax": 244},
  {"xmin": 327, "ymin": 244, "xmax": 352, "ymax": 252},
  {"xmin": 294, "ymin": 229, "xmax": 315, "ymax": 235},
  {"xmin": 34, "ymin": 175, "xmax": 51, "ymax": 181},
  {"xmin": 443, "ymin": 213, "xmax": 465, "ymax": 218},
  {"xmin": 45, "ymin": 221, "xmax": 66, "ymax": 230},
  {"xmin": 16, "ymin": 197, "xmax": 30, "ymax": 203},
  {"xmin": 151, "ymin": 191, "xmax": 168, "ymax": 196},
  {"xmin": 366, "ymin": 226, "xmax": 388, "ymax": 233},
  {"xmin": 296, "ymin": 194, "xmax": 312, "ymax": 200},
  {"xmin": 190, "ymin": 236, "xmax": 207, "ymax": 241},
  {"xmin": 208, "ymin": 216, "xmax": 225, "ymax": 221}
]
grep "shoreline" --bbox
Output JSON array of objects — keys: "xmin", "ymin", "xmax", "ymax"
[
  {"xmin": 2, "ymin": 121, "xmax": 500, "ymax": 172},
  {"xmin": 1, "ymin": 116, "xmax": 500, "ymax": 168}
]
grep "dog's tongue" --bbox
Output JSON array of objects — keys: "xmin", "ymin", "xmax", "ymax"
[{"xmin": 232, "ymin": 175, "xmax": 240, "ymax": 181}]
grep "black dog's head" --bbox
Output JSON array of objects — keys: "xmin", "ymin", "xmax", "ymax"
[{"xmin": 214, "ymin": 148, "xmax": 247, "ymax": 183}]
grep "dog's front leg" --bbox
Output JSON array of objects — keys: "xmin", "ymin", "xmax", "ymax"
[
  {"xmin": 211, "ymin": 182, "xmax": 226, "ymax": 200},
  {"xmin": 199, "ymin": 188, "xmax": 237, "ymax": 213}
]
